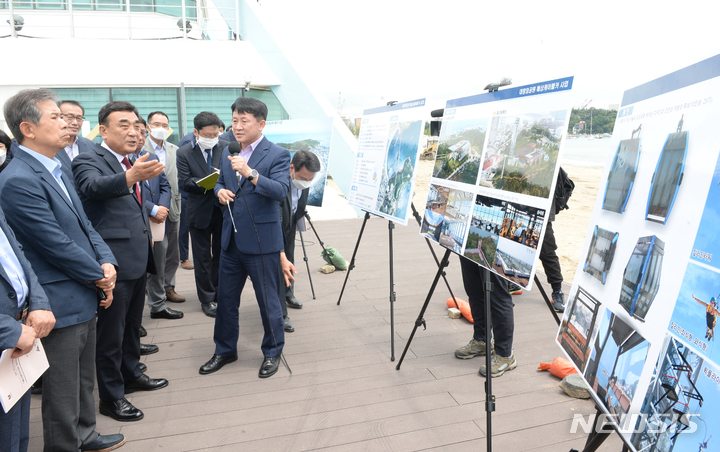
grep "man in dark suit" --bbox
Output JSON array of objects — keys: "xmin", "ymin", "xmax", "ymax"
[
  {"xmin": 0, "ymin": 206, "xmax": 54, "ymax": 452},
  {"xmin": 72, "ymin": 101, "xmax": 169, "ymax": 423},
  {"xmin": 59, "ymin": 100, "xmax": 95, "ymax": 161},
  {"xmin": 199, "ymin": 98, "xmax": 294, "ymax": 379},
  {"xmin": 276, "ymin": 150, "xmax": 321, "ymax": 332},
  {"xmin": 0, "ymin": 89, "xmax": 125, "ymax": 451},
  {"xmin": 176, "ymin": 111, "xmax": 227, "ymax": 318}
]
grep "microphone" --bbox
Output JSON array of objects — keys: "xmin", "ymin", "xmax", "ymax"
[{"xmin": 228, "ymin": 142, "xmax": 242, "ymax": 184}]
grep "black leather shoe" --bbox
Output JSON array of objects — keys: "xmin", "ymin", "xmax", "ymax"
[
  {"xmin": 201, "ymin": 302, "xmax": 217, "ymax": 318},
  {"xmin": 286, "ymin": 296, "xmax": 303, "ymax": 309},
  {"xmin": 199, "ymin": 354, "xmax": 237, "ymax": 375},
  {"xmin": 139, "ymin": 362, "xmax": 147, "ymax": 372},
  {"xmin": 150, "ymin": 307, "xmax": 184, "ymax": 320},
  {"xmin": 81, "ymin": 433, "xmax": 126, "ymax": 451},
  {"xmin": 140, "ymin": 343, "xmax": 158, "ymax": 355},
  {"xmin": 124, "ymin": 374, "xmax": 168, "ymax": 393},
  {"xmin": 283, "ymin": 316, "xmax": 294, "ymax": 333},
  {"xmin": 99, "ymin": 398, "xmax": 144, "ymax": 422},
  {"xmin": 259, "ymin": 356, "xmax": 279, "ymax": 378},
  {"xmin": 139, "ymin": 325, "xmax": 147, "ymax": 337}
]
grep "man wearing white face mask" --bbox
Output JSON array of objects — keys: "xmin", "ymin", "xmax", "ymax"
[
  {"xmin": 278, "ymin": 150, "xmax": 321, "ymax": 330},
  {"xmin": 142, "ymin": 111, "xmax": 187, "ymax": 315},
  {"xmin": 176, "ymin": 112, "xmax": 228, "ymax": 318}
]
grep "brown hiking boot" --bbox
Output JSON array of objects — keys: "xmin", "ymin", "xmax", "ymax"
[{"xmin": 166, "ymin": 287, "xmax": 186, "ymax": 303}]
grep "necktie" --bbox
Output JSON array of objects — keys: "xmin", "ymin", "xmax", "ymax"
[
  {"xmin": 121, "ymin": 157, "xmax": 142, "ymax": 205},
  {"xmin": 206, "ymin": 148, "xmax": 213, "ymax": 170}
]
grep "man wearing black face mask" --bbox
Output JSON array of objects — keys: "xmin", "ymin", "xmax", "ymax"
[
  {"xmin": 176, "ymin": 112, "xmax": 228, "ymax": 318},
  {"xmin": 277, "ymin": 150, "xmax": 321, "ymax": 331}
]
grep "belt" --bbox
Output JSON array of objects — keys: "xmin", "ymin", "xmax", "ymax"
[{"xmin": 16, "ymin": 307, "xmax": 28, "ymax": 321}]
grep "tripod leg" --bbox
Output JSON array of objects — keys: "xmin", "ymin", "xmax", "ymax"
[
  {"xmin": 411, "ymin": 202, "xmax": 459, "ymax": 309},
  {"xmin": 396, "ymin": 249, "xmax": 452, "ymax": 370},
  {"xmin": 305, "ymin": 213, "xmax": 328, "ymax": 253},
  {"xmin": 483, "ymin": 267, "xmax": 495, "ymax": 452},
  {"xmin": 298, "ymin": 230, "xmax": 315, "ymax": 300},
  {"xmin": 389, "ymin": 221, "xmax": 396, "ymax": 362},
  {"xmin": 534, "ymin": 274, "xmax": 560, "ymax": 326},
  {"xmin": 337, "ymin": 211, "xmax": 371, "ymax": 306}
]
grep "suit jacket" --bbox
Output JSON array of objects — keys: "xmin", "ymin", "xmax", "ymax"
[
  {"xmin": 72, "ymin": 144, "xmax": 156, "ymax": 281},
  {"xmin": 0, "ymin": 207, "xmax": 51, "ymax": 350},
  {"xmin": 177, "ymin": 139, "xmax": 228, "ymax": 229},
  {"xmin": 143, "ymin": 139, "xmax": 181, "ymax": 223},
  {"xmin": 177, "ymin": 132, "xmax": 195, "ymax": 149},
  {"xmin": 75, "ymin": 136, "xmax": 96, "ymax": 155},
  {"xmin": 215, "ymin": 137, "xmax": 290, "ymax": 255},
  {"xmin": 219, "ymin": 129, "xmax": 237, "ymax": 144},
  {"xmin": 0, "ymin": 148, "xmax": 116, "ymax": 329},
  {"xmin": 137, "ymin": 150, "xmax": 171, "ymax": 219},
  {"xmin": 281, "ymin": 186, "xmax": 308, "ymax": 245}
]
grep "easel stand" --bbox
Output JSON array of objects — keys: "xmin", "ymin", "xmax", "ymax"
[
  {"xmin": 297, "ymin": 230, "xmax": 316, "ymax": 299},
  {"xmin": 533, "ymin": 274, "xmax": 560, "ymax": 326},
  {"xmin": 396, "ymin": 253, "xmax": 496, "ymax": 452},
  {"xmin": 569, "ymin": 407, "xmax": 630, "ymax": 452},
  {"xmin": 335, "ymin": 211, "xmax": 397, "ymax": 360}
]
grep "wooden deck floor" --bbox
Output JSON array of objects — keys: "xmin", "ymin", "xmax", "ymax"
[{"xmin": 28, "ymin": 217, "xmax": 624, "ymax": 451}]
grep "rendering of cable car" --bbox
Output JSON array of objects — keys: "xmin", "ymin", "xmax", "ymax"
[
  {"xmin": 619, "ymin": 235, "xmax": 664, "ymax": 322},
  {"xmin": 602, "ymin": 124, "xmax": 642, "ymax": 213},
  {"xmin": 646, "ymin": 116, "xmax": 688, "ymax": 224},
  {"xmin": 583, "ymin": 226, "xmax": 619, "ymax": 284}
]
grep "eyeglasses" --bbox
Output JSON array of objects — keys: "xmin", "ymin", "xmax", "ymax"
[
  {"xmin": 149, "ymin": 122, "xmax": 170, "ymax": 129},
  {"xmin": 60, "ymin": 114, "xmax": 84, "ymax": 122}
]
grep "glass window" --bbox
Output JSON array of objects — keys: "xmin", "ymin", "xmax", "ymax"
[
  {"xmin": 72, "ymin": 0, "xmax": 93, "ymax": 10},
  {"xmin": 11, "ymin": 0, "xmax": 33, "ymax": 9},
  {"xmin": 129, "ymin": 0, "xmax": 153, "ymax": 12},
  {"xmin": 113, "ymin": 87, "xmax": 181, "ymax": 145},
  {"xmin": 36, "ymin": 0, "xmax": 65, "ymax": 9},
  {"xmin": 96, "ymin": 0, "xmax": 124, "ymax": 11}
]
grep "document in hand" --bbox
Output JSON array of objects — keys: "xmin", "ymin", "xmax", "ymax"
[
  {"xmin": 196, "ymin": 170, "xmax": 220, "ymax": 190},
  {"xmin": 0, "ymin": 338, "xmax": 49, "ymax": 413}
]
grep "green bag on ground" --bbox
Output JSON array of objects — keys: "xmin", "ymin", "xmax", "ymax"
[{"xmin": 321, "ymin": 247, "xmax": 347, "ymax": 271}]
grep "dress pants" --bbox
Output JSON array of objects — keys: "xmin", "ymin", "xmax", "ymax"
[
  {"xmin": 96, "ymin": 277, "xmax": 145, "ymax": 402},
  {"xmin": 40, "ymin": 318, "xmax": 99, "ymax": 451},
  {"xmin": 460, "ymin": 257, "xmax": 514, "ymax": 357},
  {"xmin": 147, "ymin": 230, "xmax": 169, "ymax": 313},
  {"xmin": 189, "ymin": 206, "xmax": 222, "ymax": 304},
  {"xmin": 179, "ymin": 190, "xmax": 190, "ymax": 262},
  {"xmin": 164, "ymin": 220, "xmax": 180, "ymax": 290},
  {"xmin": 539, "ymin": 221, "xmax": 563, "ymax": 290},
  {"xmin": 214, "ymin": 234, "xmax": 285, "ymax": 358},
  {"xmin": 0, "ymin": 387, "xmax": 30, "ymax": 452}
]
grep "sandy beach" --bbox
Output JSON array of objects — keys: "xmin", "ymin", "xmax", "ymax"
[{"xmin": 412, "ymin": 159, "xmax": 605, "ymax": 284}]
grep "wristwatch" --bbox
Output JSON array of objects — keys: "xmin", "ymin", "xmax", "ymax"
[{"xmin": 247, "ymin": 168, "xmax": 259, "ymax": 181}]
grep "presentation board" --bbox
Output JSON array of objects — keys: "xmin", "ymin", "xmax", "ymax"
[
  {"xmin": 556, "ymin": 54, "xmax": 720, "ymax": 452},
  {"xmin": 348, "ymin": 99, "xmax": 426, "ymax": 225},
  {"xmin": 421, "ymin": 78, "xmax": 574, "ymax": 289},
  {"xmin": 264, "ymin": 117, "xmax": 333, "ymax": 207}
]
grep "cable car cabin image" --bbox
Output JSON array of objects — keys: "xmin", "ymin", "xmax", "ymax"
[
  {"xmin": 583, "ymin": 225, "xmax": 619, "ymax": 285},
  {"xmin": 602, "ymin": 125, "xmax": 641, "ymax": 214},
  {"xmin": 646, "ymin": 117, "xmax": 687, "ymax": 224},
  {"xmin": 619, "ymin": 235, "xmax": 664, "ymax": 322}
]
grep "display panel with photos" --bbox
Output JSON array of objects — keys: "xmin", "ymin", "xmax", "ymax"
[
  {"xmin": 583, "ymin": 226, "xmax": 619, "ymax": 285},
  {"xmin": 421, "ymin": 77, "xmax": 573, "ymax": 289},
  {"xmin": 556, "ymin": 54, "xmax": 720, "ymax": 450}
]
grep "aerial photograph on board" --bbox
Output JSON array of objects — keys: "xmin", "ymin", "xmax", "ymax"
[
  {"xmin": 432, "ymin": 118, "xmax": 488, "ymax": 185},
  {"xmin": 479, "ymin": 110, "xmax": 566, "ymax": 198},
  {"xmin": 375, "ymin": 120, "xmax": 423, "ymax": 219}
]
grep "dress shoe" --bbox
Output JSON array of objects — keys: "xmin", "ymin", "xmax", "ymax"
[
  {"xmin": 166, "ymin": 287, "xmax": 186, "ymax": 303},
  {"xmin": 81, "ymin": 433, "xmax": 126, "ymax": 452},
  {"xmin": 124, "ymin": 374, "xmax": 168, "ymax": 393},
  {"xmin": 286, "ymin": 296, "xmax": 303, "ymax": 309},
  {"xmin": 199, "ymin": 354, "xmax": 237, "ymax": 375},
  {"xmin": 283, "ymin": 315, "xmax": 294, "ymax": 333},
  {"xmin": 140, "ymin": 343, "xmax": 159, "ymax": 355},
  {"xmin": 259, "ymin": 356, "xmax": 279, "ymax": 378},
  {"xmin": 201, "ymin": 302, "xmax": 217, "ymax": 318},
  {"xmin": 150, "ymin": 307, "xmax": 184, "ymax": 320},
  {"xmin": 180, "ymin": 259, "xmax": 194, "ymax": 270},
  {"xmin": 139, "ymin": 325, "xmax": 147, "ymax": 337},
  {"xmin": 99, "ymin": 398, "xmax": 144, "ymax": 422},
  {"xmin": 139, "ymin": 362, "xmax": 147, "ymax": 372}
]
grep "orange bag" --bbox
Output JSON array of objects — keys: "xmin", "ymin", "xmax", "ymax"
[
  {"xmin": 447, "ymin": 297, "xmax": 473, "ymax": 323},
  {"xmin": 538, "ymin": 357, "xmax": 578, "ymax": 379}
]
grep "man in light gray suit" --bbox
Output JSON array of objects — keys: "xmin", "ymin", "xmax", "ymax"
[{"xmin": 142, "ymin": 111, "xmax": 185, "ymax": 318}]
